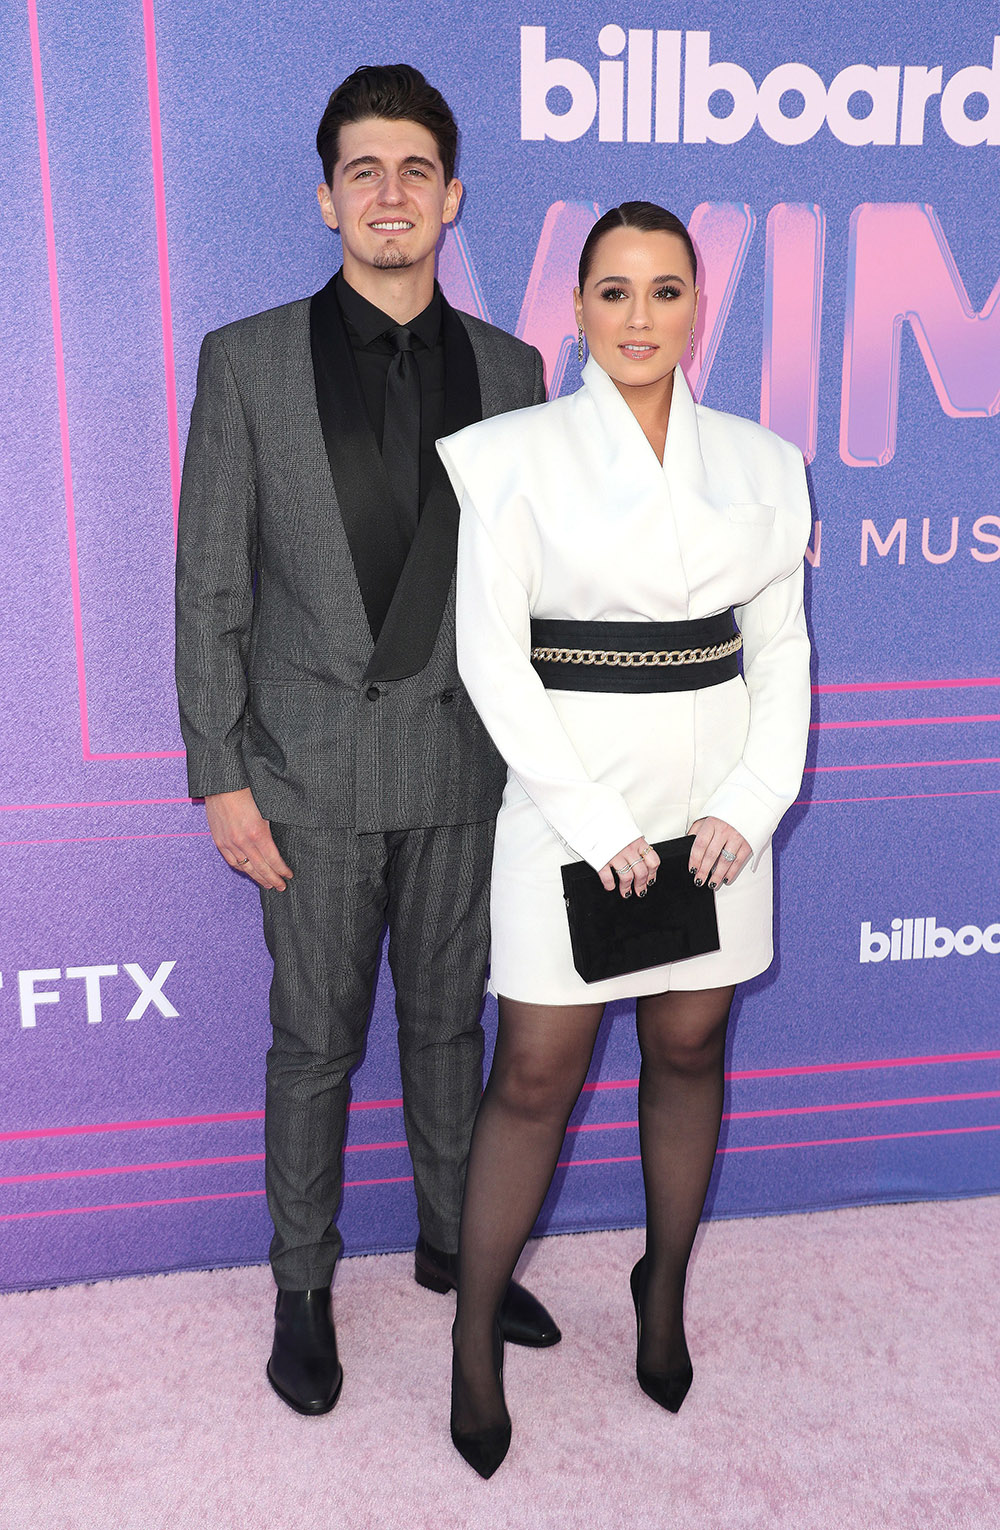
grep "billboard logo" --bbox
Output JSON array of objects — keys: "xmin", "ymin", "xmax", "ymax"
[
  {"xmin": 859, "ymin": 919, "xmax": 1000, "ymax": 963},
  {"xmin": 521, "ymin": 27, "xmax": 1000, "ymax": 147}
]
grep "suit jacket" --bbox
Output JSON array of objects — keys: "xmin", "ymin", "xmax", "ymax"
[
  {"xmin": 439, "ymin": 359, "xmax": 812, "ymax": 869},
  {"xmin": 174, "ymin": 284, "xmax": 545, "ymax": 830}
]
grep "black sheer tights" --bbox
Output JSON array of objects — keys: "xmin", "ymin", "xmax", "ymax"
[
  {"xmin": 451, "ymin": 985, "xmax": 734, "ymax": 1431},
  {"xmin": 634, "ymin": 984, "xmax": 733, "ymax": 1376},
  {"xmin": 451, "ymin": 997, "xmax": 605, "ymax": 1433}
]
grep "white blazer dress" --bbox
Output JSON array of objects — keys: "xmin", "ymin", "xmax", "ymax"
[{"xmin": 437, "ymin": 358, "xmax": 812, "ymax": 1004}]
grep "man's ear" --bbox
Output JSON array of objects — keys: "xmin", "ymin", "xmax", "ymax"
[
  {"xmin": 441, "ymin": 178, "xmax": 463, "ymax": 227},
  {"xmin": 317, "ymin": 183, "xmax": 339, "ymax": 231}
]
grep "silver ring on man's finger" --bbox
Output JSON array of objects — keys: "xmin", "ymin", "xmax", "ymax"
[
  {"xmin": 720, "ymin": 850, "xmax": 737, "ymax": 863},
  {"xmin": 237, "ymin": 856, "xmax": 250, "ymax": 865}
]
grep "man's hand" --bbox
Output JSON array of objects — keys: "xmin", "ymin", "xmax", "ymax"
[{"xmin": 205, "ymin": 788, "xmax": 293, "ymax": 891}]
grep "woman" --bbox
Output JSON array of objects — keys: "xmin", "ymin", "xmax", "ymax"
[{"xmin": 436, "ymin": 202, "xmax": 812, "ymax": 1477}]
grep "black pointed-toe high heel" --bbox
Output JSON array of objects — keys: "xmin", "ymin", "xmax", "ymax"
[
  {"xmin": 450, "ymin": 1321, "xmax": 511, "ymax": 1479},
  {"xmin": 630, "ymin": 1257, "xmax": 694, "ymax": 1414}
]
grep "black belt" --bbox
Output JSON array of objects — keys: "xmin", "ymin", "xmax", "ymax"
[{"xmin": 529, "ymin": 611, "xmax": 742, "ymax": 693}]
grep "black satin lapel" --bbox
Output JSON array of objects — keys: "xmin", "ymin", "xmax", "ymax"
[
  {"xmin": 309, "ymin": 279, "xmax": 412, "ymax": 641},
  {"xmin": 365, "ymin": 302, "xmax": 483, "ymax": 682}
]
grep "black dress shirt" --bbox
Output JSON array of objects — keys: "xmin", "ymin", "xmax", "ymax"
[{"xmin": 335, "ymin": 270, "xmax": 445, "ymax": 511}]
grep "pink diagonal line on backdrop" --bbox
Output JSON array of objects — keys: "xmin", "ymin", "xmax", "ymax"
[
  {"xmin": 2, "ymin": 756, "xmax": 997, "ymax": 806},
  {"xmin": 804, "ymin": 757, "xmax": 1000, "ymax": 774},
  {"xmin": 724, "ymin": 1090, "xmax": 1000, "ymax": 1119},
  {"xmin": 0, "ymin": 1189, "xmax": 268, "ymax": 1222},
  {"xmin": 0, "ymin": 797, "xmax": 196, "ymax": 812},
  {"xmin": 0, "ymin": 830, "xmax": 212, "ymax": 848},
  {"xmin": 0, "ymin": 1178, "xmax": 417, "ymax": 1221},
  {"xmin": 86, "ymin": 748, "xmax": 187, "ymax": 760},
  {"xmin": 0, "ymin": 1154, "xmax": 265, "ymax": 1185},
  {"xmin": 4, "ymin": 1124, "xmax": 998, "ymax": 1222},
  {"xmin": 8, "ymin": 1096, "xmax": 997, "ymax": 1187},
  {"xmin": 811, "ymin": 714, "xmax": 1000, "ymax": 731},
  {"xmin": 0, "ymin": 1100, "xmax": 408, "ymax": 1142},
  {"xmin": 0, "ymin": 1111, "xmax": 265, "ymax": 1143},
  {"xmin": 565, "ymin": 1091, "xmax": 1000, "ymax": 1134},
  {"xmin": 26, "ymin": 1, "xmax": 185, "ymax": 766},
  {"xmin": 813, "ymin": 678, "xmax": 1000, "ymax": 694},
  {"xmin": 141, "ymin": 0, "xmax": 180, "ymax": 535},
  {"xmin": 0, "ymin": 1139, "xmax": 410, "ymax": 1185},
  {"xmin": 717, "ymin": 1122, "xmax": 1000, "ymax": 1154},
  {"xmin": 27, "ymin": 0, "xmax": 91, "ymax": 758},
  {"xmin": 8, "ymin": 1054, "xmax": 998, "ymax": 1145},
  {"xmin": 7, "ymin": 761, "xmax": 998, "ymax": 807},
  {"xmin": 558, "ymin": 1121, "xmax": 1000, "ymax": 1168},
  {"xmin": 795, "ymin": 787, "xmax": 1000, "ymax": 806},
  {"xmin": 730, "ymin": 1052, "xmax": 1000, "ymax": 1080},
  {"xmin": 581, "ymin": 1050, "xmax": 1000, "ymax": 1095}
]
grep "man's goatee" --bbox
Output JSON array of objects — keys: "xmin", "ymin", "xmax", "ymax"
[{"xmin": 374, "ymin": 249, "xmax": 413, "ymax": 270}]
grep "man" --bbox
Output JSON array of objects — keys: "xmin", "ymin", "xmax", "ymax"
[{"xmin": 175, "ymin": 64, "xmax": 559, "ymax": 1416}]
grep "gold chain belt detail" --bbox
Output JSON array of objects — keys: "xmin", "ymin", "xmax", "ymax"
[{"xmin": 530, "ymin": 633, "xmax": 743, "ymax": 668}]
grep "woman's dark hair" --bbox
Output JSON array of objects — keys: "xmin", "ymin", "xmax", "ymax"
[
  {"xmin": 577, "ymin": 202, "xmax": 697, "ymax": 289},
  {"xmin": 316, "ymin": 64, "xmax": 459, "ymax": 186}
]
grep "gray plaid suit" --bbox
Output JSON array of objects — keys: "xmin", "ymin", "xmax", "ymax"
[{"xmin": 175, "ymin": 284, "xmax": 544, "ymax": 1286}]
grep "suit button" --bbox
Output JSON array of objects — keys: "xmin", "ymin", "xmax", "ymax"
[
  {"xmin": 440, "ymin": 690, "xmax": 455, "ymax": 705},
  {"xmin": 366, "ymin": 686, "xmax": 381, "ymax": 701}
]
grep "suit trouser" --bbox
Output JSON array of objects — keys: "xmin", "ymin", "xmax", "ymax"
[{"xmin": 260, "ymin": 821, "xmax": 495, "ymax": 1290}]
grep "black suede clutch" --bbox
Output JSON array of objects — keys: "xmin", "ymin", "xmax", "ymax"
[{"xmin": 560, "ymin": 835, "xmax": 720, "ymax": 984}]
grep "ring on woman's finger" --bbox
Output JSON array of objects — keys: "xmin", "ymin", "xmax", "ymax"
[
  {"xmin": 237, "ymin": 856, "xmax": 250, "ymax": 865},
  {"xmin": 621, "ymin": 859, "xmax": 642, "ymax": 873},
  {"xmin": 720, "ymin": 849, "xmax": 737, "ymax": 863}
]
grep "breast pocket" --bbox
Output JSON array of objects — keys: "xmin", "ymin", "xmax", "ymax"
[{"xmin": 726, "ymin": 502, "xmax": 776, "ymax": 527}]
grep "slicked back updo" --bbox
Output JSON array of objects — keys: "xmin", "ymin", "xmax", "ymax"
[{"xmin": 577, "ymin": 201, "xmax": 697, "ymax": 289}]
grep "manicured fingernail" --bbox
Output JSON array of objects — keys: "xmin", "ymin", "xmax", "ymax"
[
  {"xmin": 648, "ymin": 877, "xmax": 656, "ymax": 887},
  {"xmin": 637, "ymin": 888, "xmax": 646, "ymax": 899},
  {"xmin": 693, "ymin": 878, "xmax": 703, "ymax": 887},
  {"xmin": 708, "ymin": 881, "xmax": 718, "ymax": 890},
  {"xmin": 623, "ymin": 889, "xmax": 631, "ymax": 899}
]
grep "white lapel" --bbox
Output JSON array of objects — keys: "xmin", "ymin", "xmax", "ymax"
[{"xmin": 579, "ymin": 359, "xmax": 731, "ymax": 613}]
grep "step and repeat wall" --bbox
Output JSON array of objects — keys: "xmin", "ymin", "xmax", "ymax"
[{"xmin": 2, "ymin": 0, "xmax": 998, "ymax": 1289}]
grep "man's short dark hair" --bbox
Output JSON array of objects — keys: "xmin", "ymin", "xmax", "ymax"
[{"xmin": 316, "ymin": 64, "xmax": 459, "ymax": 186}]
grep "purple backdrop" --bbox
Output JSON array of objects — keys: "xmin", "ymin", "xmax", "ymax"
[{"xmin": 2, "ymin": 0, "xmax": 998, "ymax": 1290}]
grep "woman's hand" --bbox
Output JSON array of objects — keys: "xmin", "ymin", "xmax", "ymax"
[
  {"xmin": 688, "ymin": 817, "xmax": 752, "ymax": 889},
  {"xmin": 599, "ymin": 838, "xmax": 661, "ymax": 899}
]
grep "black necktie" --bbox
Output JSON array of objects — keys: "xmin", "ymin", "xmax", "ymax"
[{"xmin": 382, "ymin": 325, "xmax": 421, "ymax": 532}]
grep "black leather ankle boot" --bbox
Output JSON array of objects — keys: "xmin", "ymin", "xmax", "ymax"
[{"xmin": 267, "ymin": 1287, "xmax": 343, "ymax": 1415}]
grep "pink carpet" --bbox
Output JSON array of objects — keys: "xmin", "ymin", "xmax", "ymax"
[{"xmin": 3, "ymin": 1199, "xmax": 999, "ymax": 1530}]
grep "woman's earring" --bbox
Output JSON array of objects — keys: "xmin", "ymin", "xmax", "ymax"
[
  {"xmin": 578, "ymin": 326, "xmax": 585, "ymax": 363},
  {"xmin": 689, "ymin": 325, "xmax": 696, "ymax": 360}
]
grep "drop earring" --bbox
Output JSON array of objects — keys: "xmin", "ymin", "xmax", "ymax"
[
  {"xmin": 578, "ymin": 326, "xmax": 585, "ymax": 363},
  {"xmin": 689, "ymin": 325, "xmax": 696, "ymax": 361}
]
